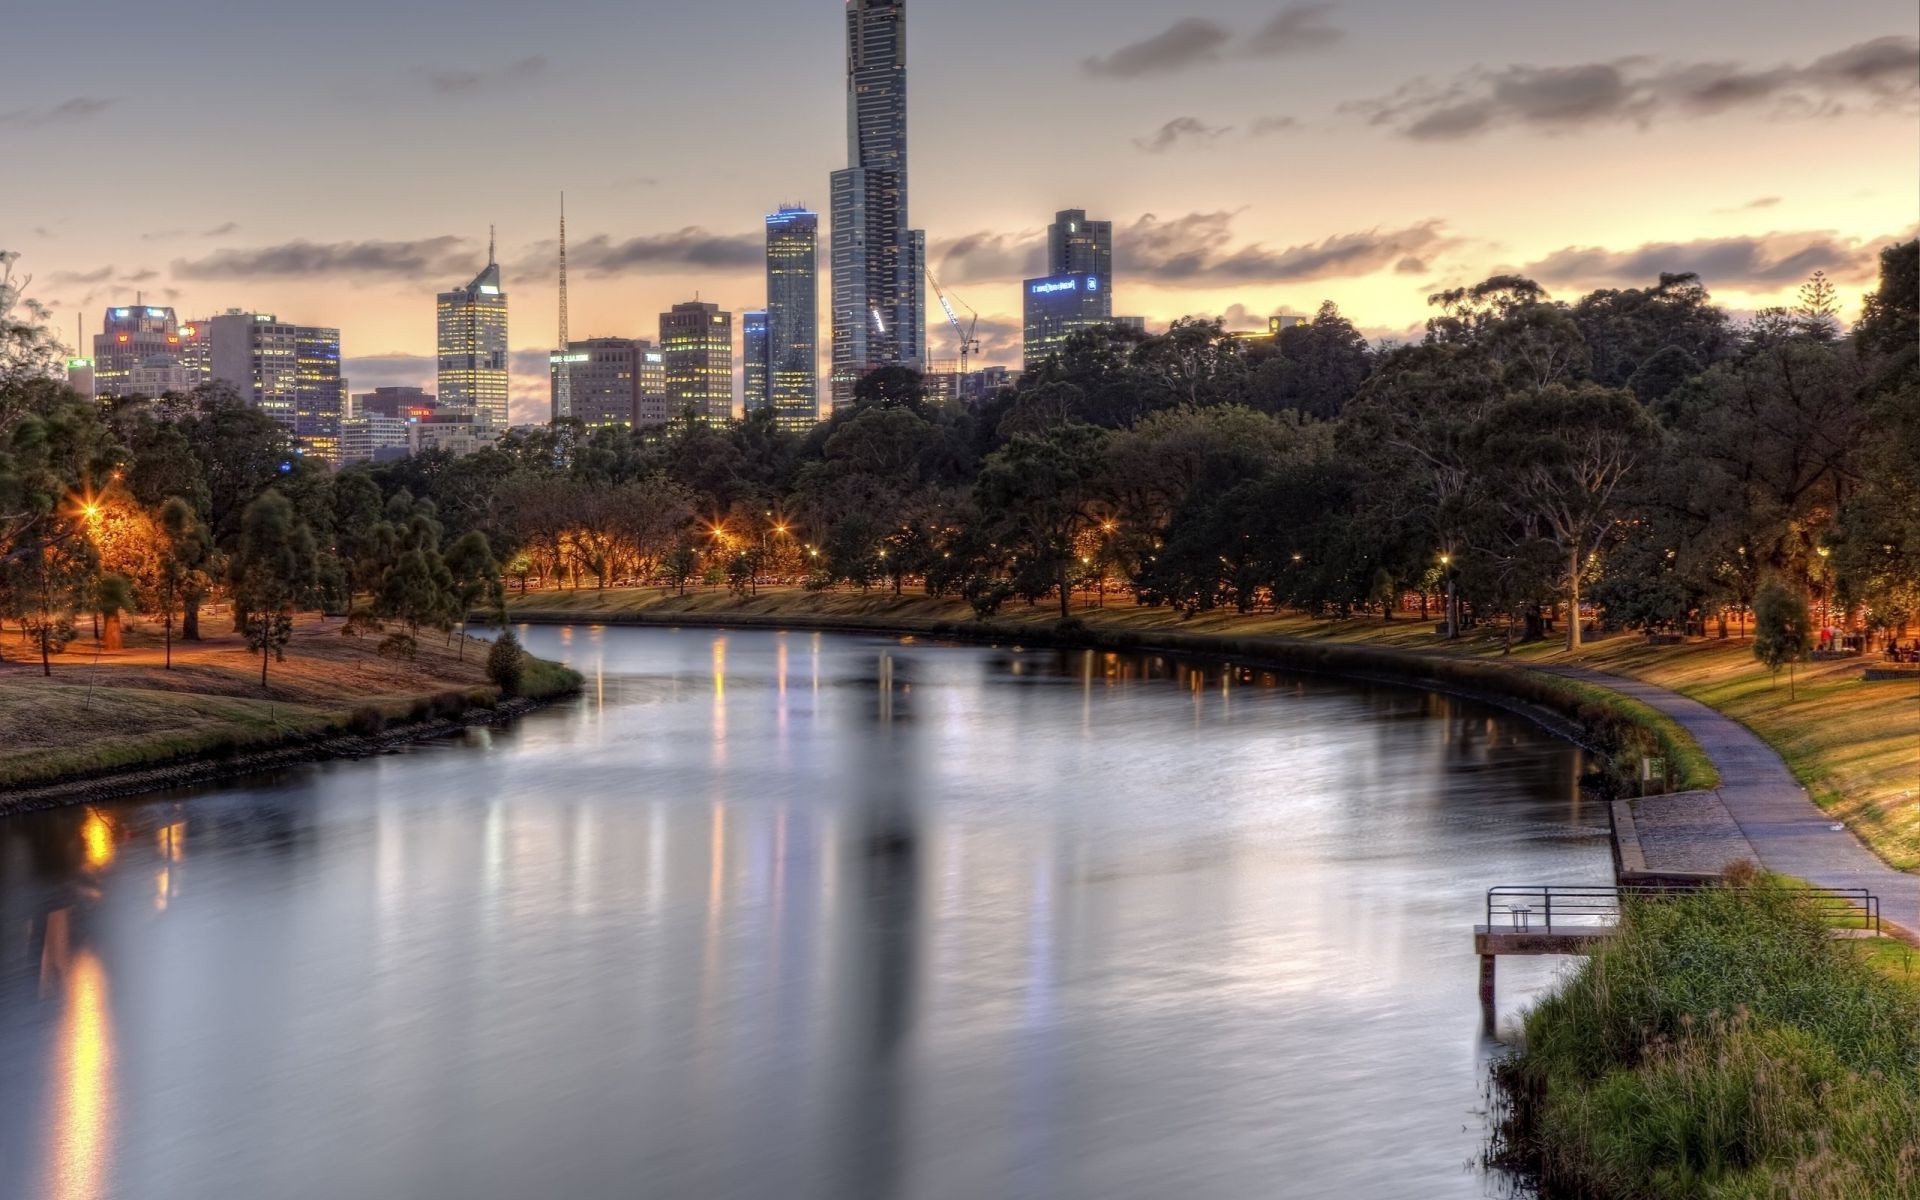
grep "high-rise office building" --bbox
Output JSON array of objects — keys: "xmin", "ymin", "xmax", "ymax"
[
  {"xmin": 90, "ymin": 305, "xmax": 212, "ymax": 398},
  {"xmin": 1022, "ymin": 208, "xmax": 1115, "ymax": 369},
  {"xmin": 636, "ymin": 347, "xmax": 668, "ymax": 429},
  {"xmin": 1048, "ymin": 209, "xmax": 1113, "ymax": 281},
  {"xmin": 765, "ymin": 206, "xmax": 820, "ymax": 430},
  {"xmin": 436, "ymin": 245, "xmax": 509, "ymax": 427},
  {"xmin": 660, "ymin": 302, "xmax": 733, "ymax": 426},
  {"xmin": 549, "ymin": 337, "xmax": 661, "ymax": 429},
  {"xmin": 742, "ymin": 311, "xmax": 770, "ymax": 416},
  {"xmin": 1022, "ymin": 274, "xmax": 1110, "ymax": 370},
  {"xmin": 830, "ymin": 0, "xmax": 925, "ymax": 410},
  {"xmin": 208, "ymin": 311, "xmax": 345, "ymax": 463}
]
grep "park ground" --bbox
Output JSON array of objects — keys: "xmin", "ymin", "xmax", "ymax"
[
  {"xmin": 506, "ymin": 585, "xmax": 1920, "ymax": 874},
  {"xmin": 0, "ymin": 614, "xmax": 572, "ymax": 792}
]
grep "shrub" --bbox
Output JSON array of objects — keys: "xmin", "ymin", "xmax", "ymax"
[
  {"xmin": 487, "ymin": 630, "xmax": 527, "ymax": 697},
  {"xmin": 431, "ymin": 691, "xmax": 469, "ymax": 720},
  {"xmin": 377, "ymin": 632, "xmax": 418, "ymax": 661},
  {"xmin": 346, "ymin": 706, "xmax": 386, "ymax": 737}
]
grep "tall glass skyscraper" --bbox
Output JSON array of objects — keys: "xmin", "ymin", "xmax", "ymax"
[
  {"xmin": 830, "ymin": 0, "xmax": 925, "ymax": 411},
  {"xmin": 1023, "ymin": 208, "xmax": 1115, "ymax": 369},
  {"xmin": 437, "ymin": 247, "xmax": 509, "ymax": 427},
  {"xmin": 765, "ymin": 206, "xmax": 819, "ymax": 430},
  {"xmin": 207, "ymin": 312, "xmax": 345, "ymax": 464}
]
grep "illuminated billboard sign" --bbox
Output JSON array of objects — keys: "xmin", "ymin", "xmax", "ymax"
[{"xmin": 1029, "ymin": 275, "xmax": 1102, "ymax": 296}]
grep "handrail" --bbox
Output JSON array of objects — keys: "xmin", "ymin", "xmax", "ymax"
[{"xmin": 1485, "ymin": 884, "xmax": 1881, "ymax": 936}]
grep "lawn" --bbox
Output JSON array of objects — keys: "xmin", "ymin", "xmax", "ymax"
[
  {"xmin": 0, "ymin": 613, "xmax": 537, "ymax": 791},
  {"xmin": 506, "ymin": 585, "xmax": 1920, "ymax": 869}
]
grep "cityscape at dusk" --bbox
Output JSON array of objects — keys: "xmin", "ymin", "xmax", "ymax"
[
  {"xmin": 8, "ymin": 0, "xmax": 1916, "ymax": 423},
  {"xmin": 2, "ymin": 3, "xmax": 1917, "ymax": 1199}
]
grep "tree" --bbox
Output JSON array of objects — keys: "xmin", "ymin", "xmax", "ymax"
[
  {"xmin": 1752, "ymin": 578, "xmax": 1811, "ymax": 699},
  {"xmin": 487, "ymin": 628, "xmax": 527, "ymax": 697},
  {"xmin": 1475, "ymin": 384, "xmax": 1661, "ymax": 650},
  {"xmin": 91, "ymin": 573, "xmax": 136, "ymax": 651},
  {"xmin": 1794, "ymin": 271, "xmax": 1841, "ymax": 341},
  {"xmin": 443, "ymin": 529, "xmax": 500, "ymax": 656},
  {"xmin": 974, "ymin": 424, "xmax": 1111, "ymax": 620},
  {"xmin": 1248, "ymin": 301, "xmax": 1373, "ymax": 419},
  {"xmin": 156, "ymin": 496, "xmax": 212, "ymax": 668},
  {"xmin": 229, "ymin": 491, "xmax": 317, "ymax": 688}
]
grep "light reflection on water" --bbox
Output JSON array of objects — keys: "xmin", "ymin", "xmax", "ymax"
[{"xmin": 0, "ymin": 627, "xmax": 1608, "ymax": 1200}]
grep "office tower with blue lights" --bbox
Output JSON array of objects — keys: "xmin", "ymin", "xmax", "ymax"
[
  {"xmin": 830, "ymin": 0, "xmax": 925, "ymax": 410},
  {"xmin": 742, "ymin": 310, "xmax": 770, "ymax": 416},
  {"xmin": 765, "ymin": 205, "xmax": 819, "ymax": 429},
  {"xmin": 437, "ymin": 244, "xmax": 509, "ymax": 427},
  {"xmin": 1023, "ymin": 208, "xmax": 1115, "ymax": 369},
  {"xmin": 208, "ymin": 311, "xmax": 345, "ymax": 463}
]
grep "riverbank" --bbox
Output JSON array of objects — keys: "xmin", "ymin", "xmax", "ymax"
[
  {"xmin": 0, "ymin": 615, "xmax": 580, "ymax": 809},
  {"xmin": 506, "ymin": 587, "xmax": 1919, "ymax": 872},
  {"xmin": 1495, "ymin": 876, "xmax": 1920, "ymax": 1199}
]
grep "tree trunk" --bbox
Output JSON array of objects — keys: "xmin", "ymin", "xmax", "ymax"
[
  {"xmin": 1567, "ymin": 546, "xmax": 1584, "ymax": 652},
  {"xmin": 1058, "ymin": 566, "xmax": 1071, "ymax": 621},
  {"xmin": 261, "ymin": 634, "xmax": 270, "ymax": 689},
  {"xmin": 40, "ymin": 626, "xmax": 50, "ymax": 677},
  {"xmin": 183, "ymin": 592, "xmax": 202, "ymax": 642},
  {"xmin": 102, "ymin": 613, "xmax": 123, "ymax": 653}
]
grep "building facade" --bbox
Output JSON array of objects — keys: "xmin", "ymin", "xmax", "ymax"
[
  {"xmin": 549, "ymin": 337, "xmax": 661, "ymax": 429},
  {"xmin": 1049, "ymin": 209, "xmax": 1113, "ymax": 280},
  {"xmin": 660, "ymin": 302, "xmax": 734, "ymax": 426},
  {"xmin": 765, "ymin": 206, "xmax": 819, "ymax": 430},
  {"xmin": 91, "ymin": 305, "xmax": 210, "ymax": 398},
  {"xmin": 1021, "ymin": 274, "xmax": 1109, "ymax": 369},
  {"xmin": 830, "ymin": 0, "xmax": 925, "ymax": 410},
  {"xmin": 742, "ymin": 311, "xmax": 770, "ymax": 416},
  {"xmin": 352, "ymin": 386, "xmax": 436, "ymax": 421},
  {"xmin": 340, "ymin": 415, "xmax": 413, "ymax": 465},
  {"xmin": 436, "ymin": 250, "xmax": 509, "ymax": 427},
  {"xmin": 208, "ymin": 311, "xmax": 345, "ymax": 463}
]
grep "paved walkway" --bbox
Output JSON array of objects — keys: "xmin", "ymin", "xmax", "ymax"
[{"xmin": 1539, "ymin": 665, "xmax": 1920, "ymax": 939}]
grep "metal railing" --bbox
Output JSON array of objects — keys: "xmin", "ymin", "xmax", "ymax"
[{"xmin": 1485, "ymin": 884, "xmax": 1882, "ymax": 936}]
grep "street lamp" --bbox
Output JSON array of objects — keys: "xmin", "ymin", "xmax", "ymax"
[{"xmin": 1440, "ymin": 553, "xmax": 1458, "ymax": 640}]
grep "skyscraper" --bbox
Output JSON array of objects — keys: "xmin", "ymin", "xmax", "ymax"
[
  {"xmin": 1048, "ymin": 209, "xmax": 1113, "ymax": 281},
  {"xmin": 437, "ymin": 242, "xmax": 509, "ymax": 427},
  {"xmin": 92, "ymin": 304, "xmax": 201, "ymax": 398},
  {"xmin": 765, "ymin": 206, "xmax": 819, "ymax": 430},
  {"xmin": 208, "ymin": 311, "xmax": 345, "ymax": 463},
  {"xmin": 1023, "ymin": 208, "xmax": 1115, "ymax": 369},
  {"xmin": 660, "ymin": 301, "xmax": 733, "ymax": 426},
  {"xmin": 742, "ymin": 310, "xmax": 770, "ymax": 416},
  {"xmin": 549, "ymin": 337, "xmax": 660, "ymax": 429},
  {"xmin": 830, "ymin": 0, "xmax": 924, "ymax": 410}
]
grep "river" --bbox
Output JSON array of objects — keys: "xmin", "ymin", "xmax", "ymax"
[{"xmin": 0, "ymin": 626, "xmax": 1611, "ymax": 1200}]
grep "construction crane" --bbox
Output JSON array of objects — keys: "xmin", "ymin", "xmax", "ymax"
[{"xmin": 923, "ymin": 265, "xmax": 981, "ymax": 379}]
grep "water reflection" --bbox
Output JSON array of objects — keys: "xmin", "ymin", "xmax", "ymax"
[{"xmin": 0, "ymin": 628, "xmax": 1607, "ymax": 1200}]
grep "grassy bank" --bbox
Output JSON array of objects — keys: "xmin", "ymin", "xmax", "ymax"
[
  {"xmin": 506, "ymin": 586, "xmax": 1919, "ymax": 865},
  {"xmin": 0, "ymin": 615, "xmax": 579, "ymax": 793},
  {"xmin": 1497, "ymin": 877, "xmax": 1920, "ymax": 1199}
]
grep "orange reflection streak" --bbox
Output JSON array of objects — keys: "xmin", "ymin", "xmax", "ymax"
[
  {"xmin": 80, "ymin": 811, "xmax": 115, "ymax": 872},
  {"xmin": 43, "ymin": 949, "xmax": 116, "ymax": 1200}
]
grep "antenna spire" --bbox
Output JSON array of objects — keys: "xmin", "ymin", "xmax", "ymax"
[
  {"xmin": 555, "ymin": 193, "xmax": 571, "ymax": 422},
  {"xmin": 488, "ymin": 224, "xmax": 496, "ymax": 266}
]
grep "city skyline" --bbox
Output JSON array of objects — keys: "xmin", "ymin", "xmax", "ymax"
[{"xmin": 6, "ymin": 0, "xmax": 1915, "ymax": 425}]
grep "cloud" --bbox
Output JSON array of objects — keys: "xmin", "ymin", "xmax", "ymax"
[
  {"xmin": 1122, "ymin": 212, "xmax": 1457, "ymax": 284},
  {"xmin": 1349, "ymin": 35, "xmax": 1918, "ymax": 139},
  {"xmin": 48, "ymin": 266, "xmax": 116, "ymax": 287},
  {"xmin": 171, "ymin": 236, "xmax": 477, "ymax": 281},
  {"xmin": 1135, "ymin": 116, "xmax": 1234, "ymax": 153},
  {"xmin": 514, "ymin": 228, "xmax": 761, "ymax": 277},
  {"xmin": 931, "ymin": 230, "xmax": 1046, "ymax": 285},
  {"xmin": 1519, "ymin": 229, "xmax": 1898, "ymax": 289},
  {"xmin": 0, "ymin": 97, "xmax": 116, "ymax": 128},
  {"xmin": 1084, "ymin": 18, "xmax": 1233, "ymax": 78},
  {"xmin": 1244, "ymin": 4, "xmax": 1344, "ymax": 56},
  {"xmin": 343, "ymin": 353, "xmax": 435, "ymax": 393},
  {"xmin": 1250, "ymin": 115, "xmax": 1300, "ymax": 136},
  {"xmin": 425, "ymin": 55, "xmax": 548, "ymax": 96},
  {"xmin": 202, "ymin": 222, "xmax": 240, "ymax": 237}
]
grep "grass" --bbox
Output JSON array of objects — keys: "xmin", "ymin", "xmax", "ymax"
[
  {"xmin": 507, "ymin": 585, "xmax": 1919, "ymax": 866},
  {"xmin": 1497, "ymin": 876, "xmax": 1920, "ymax": 1200},
  {"xmin": 0, "ymin": 614, "xmax": 580, "ymax": 792}
]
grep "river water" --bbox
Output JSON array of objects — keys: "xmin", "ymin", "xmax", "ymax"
[{"xmin": 0, "ymin": 626, "xmax": 1611, "ymax": 1200}]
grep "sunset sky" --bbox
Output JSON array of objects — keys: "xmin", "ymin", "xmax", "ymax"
[{"xmin": 5, "ymin": 0, "xmax": 1915, "ymax": 424}]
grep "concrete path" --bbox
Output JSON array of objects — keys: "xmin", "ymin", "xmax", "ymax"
[{"xmin": 1538, "ymin": 665, "xmax": 1920, "ymax": 939}]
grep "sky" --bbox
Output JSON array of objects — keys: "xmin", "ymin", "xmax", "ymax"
[{"xmin": 4, "ymin": 0, "xmax": 1916, "ymax": 424}]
